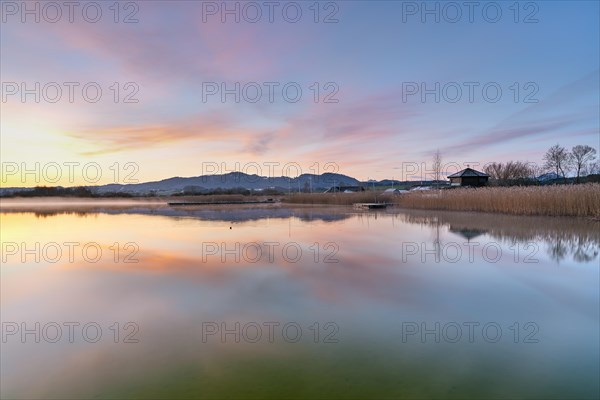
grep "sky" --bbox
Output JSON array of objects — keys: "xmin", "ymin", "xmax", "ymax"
[{"xmin": 1, "ymin": 0, "xmax": 599, "ymax": 187}]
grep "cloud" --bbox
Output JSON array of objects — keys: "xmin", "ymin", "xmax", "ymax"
[
  {"xmin": 243, "ymin": 132, "xmax": 275, "ymax": 155},
  {"xmin": 66, "ymin": 84, "xmax": 420, "ymax": 165},
  {"xmin": 33, "ymin": 3, "xmax": 311, "ymax": 85},
  {"xmin": 443, "ymin": 117, "xmax": 578, "ymax": 155},
  {"xmin": 66, "ymin": 111, "xmax": 248, "ymax": 155},
  {"xmin": 441, "ymin": 71, "xmax": 600, "ymax": 156}
]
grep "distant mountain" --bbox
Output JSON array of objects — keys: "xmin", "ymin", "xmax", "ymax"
[
  {"xmin": 0, "ymin": 172, "xmax": 453, "ymax": 197},
  {"xmin": 536, "ymin": 172, "xmax": 560, "ymax": 182},
  {"xmin": 89, "ymin": 172, "xmax": 360, "ymax": 195}
]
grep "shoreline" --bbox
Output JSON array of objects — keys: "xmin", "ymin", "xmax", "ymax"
[{"xmin": 1, "ymin": 196, "xmax": 599, "ymax": 221}]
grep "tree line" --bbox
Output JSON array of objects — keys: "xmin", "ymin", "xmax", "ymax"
[
  {"xmin": 541, "ymin": 144, "xmax": 598, "ymax": 183},
  {"xmin": 484, "ymin": 144, "xmax": 598, "ymax": 184},
  {"xmin": 432, "ymin": 144, "xmax": 598, "ymax": 185}
]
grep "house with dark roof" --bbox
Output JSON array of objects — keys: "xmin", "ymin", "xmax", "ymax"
[{"xmin": 447, "ymin": 168, "xmax": 489, "ymax": 187}]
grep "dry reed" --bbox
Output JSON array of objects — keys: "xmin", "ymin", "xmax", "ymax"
[
  {"xmin": 394, "ymin": 184, "xmax": 600, "ymax": 218},
  {"xmin": 282, "ymin": 184, "xmax": 600, "ymax": 218}
]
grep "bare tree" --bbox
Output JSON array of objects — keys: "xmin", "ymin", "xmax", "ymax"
[
  {"xmin": 484, "ymin": 161, "xmax": 533, "ymax": 185},
  {"xmin": 484, "ymin": 162, "xmax": 504, "ymax": 181},
  {"xmin": 505, "ymin": 161, "xmax": 531, "ymax": 181},
  {"xmin": 543, "ymin": 144, "xmax": 571, "ymax": 182},
  {"xmin": 587, "ymin": 160, "xmax": 600, "ymax": 175},
  {"xmin": 432, "ymin": 149, "xmax": 442, "ymax": 187},
  {"xmin": 571, "ymin": 145, "xmax": 597, "ymax": 183}
]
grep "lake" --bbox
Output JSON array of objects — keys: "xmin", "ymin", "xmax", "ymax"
[{"xmin": 1, "ymin": 200, "xmax": 598, "ymax": 399}]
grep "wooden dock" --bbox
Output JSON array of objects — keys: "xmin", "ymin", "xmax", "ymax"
[{"xmin": 353, "ymin": 203, "xmax": 388, "ymax": 209}]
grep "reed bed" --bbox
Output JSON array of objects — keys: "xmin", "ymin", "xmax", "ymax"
[
  {"xmin": 282, "ymin": 184, "xmax": 600, "ymax": 217},
  {"xmin": 394, "ymin": 184, "xmax": 600, "ymax": 218}
]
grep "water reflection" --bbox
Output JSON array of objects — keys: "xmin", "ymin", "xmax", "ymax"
[
  {"xmin": 1, "ymin": 203, "xmax": 598, "ymax": 399},
  {"xmin": 3, "ymin": 202, "xmax": 598, "ymax": 249},
  {"xmin": 2, "ymin": 203, "xmax": 599, "ymax": 267},
  {"xmin": 448, "ymin": 227, "xmax": 487, "ymax": 241},
  {"xmin": 393, "ymin": 209, "xmax": 600, "ymax": 265},
  {"xmin": 0, "ymin": 203, "xmax": 352, "ymax": 222}
]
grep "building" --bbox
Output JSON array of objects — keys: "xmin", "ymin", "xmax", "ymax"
[
  {"xmin": 324, "ymin": 185, "xmax": 365, "ymax": 193},
  {"xmin": 447, "ymin": 168, "xmax": 489, "ymax": 187},
  {"xmin": 384, "ymin": 188, "xmax": 409, "ymax": 194},
  {"xmin": 410, "ymin": 185, "xmax": 432, "ymax": 191}
]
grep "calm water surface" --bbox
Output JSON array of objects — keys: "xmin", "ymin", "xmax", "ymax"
[{"xmin": 1, "ymin": 201, "xmax": 598, "ymax": 399}]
